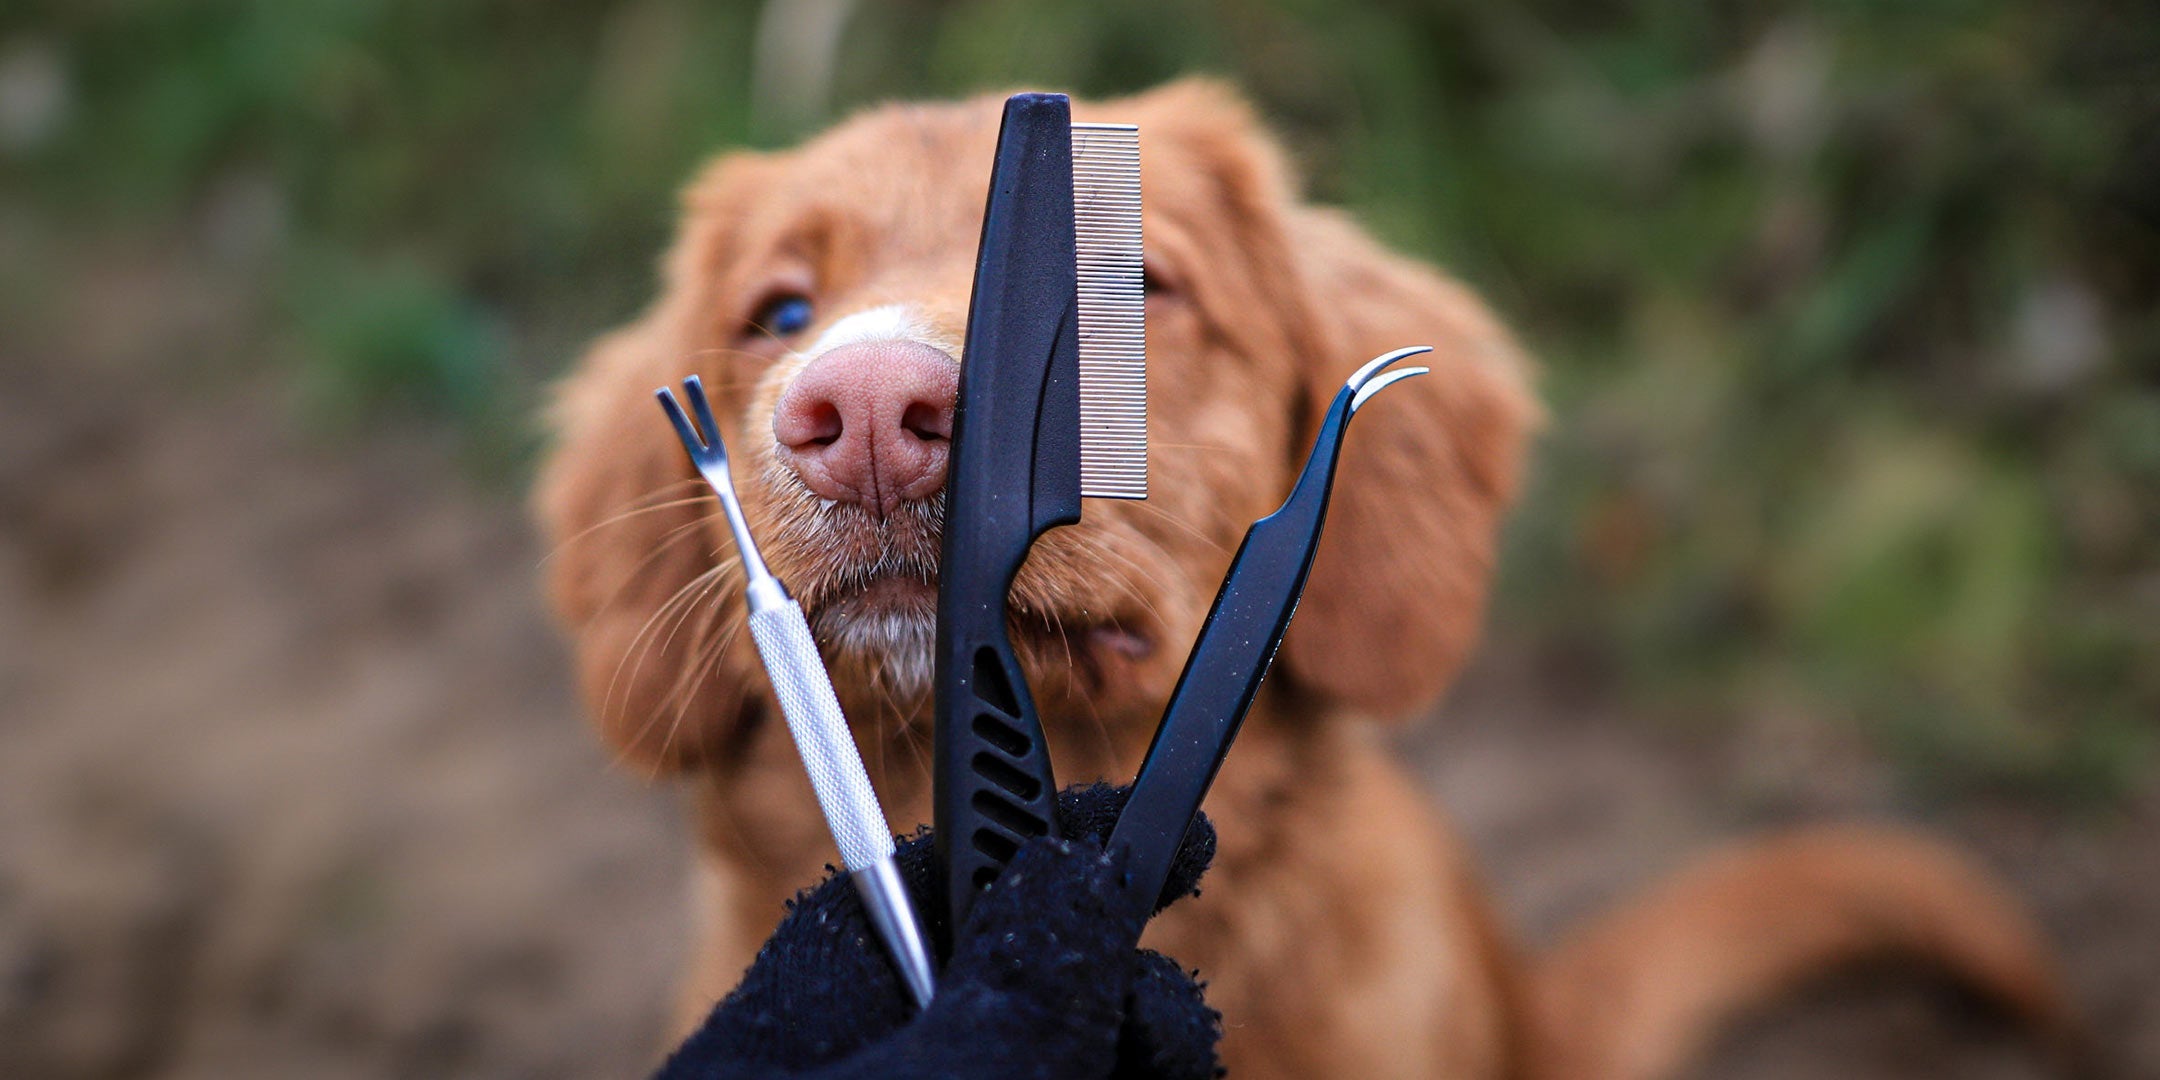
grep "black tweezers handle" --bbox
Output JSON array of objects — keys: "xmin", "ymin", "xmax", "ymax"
[
  {"xmin": 932, "ymin": 93, "xmax": 1084, "ymax": 956},
  {"xmin": 1106, "ymin": 350, "xmax": 1427, "ymax": 921}
]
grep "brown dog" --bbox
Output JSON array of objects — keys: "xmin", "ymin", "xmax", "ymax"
[{"xmin": 535, "ymin": 82, "xmax": 2073, "ymax": 1078}]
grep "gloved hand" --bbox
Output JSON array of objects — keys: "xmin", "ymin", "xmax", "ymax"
[{"xmin": 655, "ymin": 783, "xmax": 1220, "ymax": 1080}]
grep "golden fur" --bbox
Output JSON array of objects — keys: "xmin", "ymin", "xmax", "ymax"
[{"xmin": 535, "ymin": 81, "xmax": 2073, "ymax": 1078}]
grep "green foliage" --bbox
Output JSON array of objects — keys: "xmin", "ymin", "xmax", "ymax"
[{"xmin": 8, "ymin": 0, "xmax": 2154, "ymax": 797}]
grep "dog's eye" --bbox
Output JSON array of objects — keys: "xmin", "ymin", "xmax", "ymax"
[{"xmin": 751, "ymin": 294, "xmax": 816, "ymax": 339}]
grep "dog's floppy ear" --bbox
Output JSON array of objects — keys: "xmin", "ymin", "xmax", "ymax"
[
  {"xmin": 532, "ymin": 152, "xmax": 777, "ymax": 773},
  {"xmin": 1112, "ymin": 80, "xmax": 1536, "ymax": 721},
  {"xmin": 1273, "ymin": 208, "xmax": 1540, "ymax": 722}
]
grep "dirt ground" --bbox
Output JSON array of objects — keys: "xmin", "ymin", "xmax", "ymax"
[{"xmin": 2, "ymin": 273, "xmax": 2155, "ymax": 1078}]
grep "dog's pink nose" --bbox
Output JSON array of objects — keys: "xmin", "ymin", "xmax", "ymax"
[{"xmin": 773, "ymin": 341, "xmax": 958, "ymax": 517}]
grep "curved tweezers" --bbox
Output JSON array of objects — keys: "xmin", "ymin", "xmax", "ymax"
[{"xmin": 1105, "ymin": 346, "xmax": 1431, "ymax": 920}]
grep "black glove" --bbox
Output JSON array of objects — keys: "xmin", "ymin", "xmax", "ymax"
[{"xmin": 655, "ymin": 783, "xmax": 1220, "ymax": 1080}]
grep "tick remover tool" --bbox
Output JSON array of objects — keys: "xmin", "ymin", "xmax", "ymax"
[{"xmin": 657, "ymin": 375, "xmax": 937, "ymax": 1009}]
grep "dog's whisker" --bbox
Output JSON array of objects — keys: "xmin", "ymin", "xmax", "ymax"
[
  {"xmin": 1069, "ymin": 539, "xmax": 1176, "ymax": 632},
  {"xmin": 589, "ymin": 530, "xmax": 725, "ymax": 731},
  {"xmin": 601, "ymin": 558, "xmax": 737, "ymax": 751},
  {"xmin": 1090, "ymin": 536, "xmax": 1173, "ymax": 591},
  {"xmin": 672, "ymin": 344, "xmax": 793, "ymax": 371},
  {"xmin": 639, "ymin": 565, "xmax": 743, "ymax": 734},
  {"xmin": 660, "ymin": 558, "xmax": 738, "ymax": 657},
  {"xmin": 864, "ymin": 661, "xmax": 887, "ymax": 787},
  {"xmin": 601, "ymin": 559, "xmax": 726, "ymax": 739},
  {"xmin": 888, "ymin": 682, "xmax": 931, "ymax": 784},
  {"xmin": 868, "ymin": 665, "xmax": 902, "ymax": 783},
  {"xmin": 626, "ymin": 587, "xmax": 739, "ymax": 778},
  {"xmin": 1112, "ymin": 523, "xmax": 1208, "ymax": 606},
  {"xmin": 650, "ymin": 614, "xmax": 746, "ymax": 775},
  {"xmin": 538, "ymin": 489, "xmax": 716, "ymax": 567},
  {"xmin": 1076, "ymin": 658, "xmax": 1119, "ymax": 774},
  {"xmin": 581, "ymin": 512, "xmax": 724, "ymax": 635},
  {"xmin": 1051, "ymin": 612, "xmax": 1117, "ymax": 765},
  {"xmin": 1126, "ymin": 498, "xmax": 1233, "ymax": 558}
]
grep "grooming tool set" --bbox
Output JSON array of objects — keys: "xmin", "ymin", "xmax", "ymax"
[{"xmin": 653, "ymin": 91, "xmax": 1430, "ymax": 1001}]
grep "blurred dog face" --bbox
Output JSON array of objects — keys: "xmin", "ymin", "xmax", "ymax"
[{"xmin": 537, "ymin": 82, "xmax": 1536, "ymax": 773}]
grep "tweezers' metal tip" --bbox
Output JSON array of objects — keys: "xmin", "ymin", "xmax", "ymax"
[
  {"xmin": 1345, "ymin": 345, "xmax": 1434, "ymax": 393},
  {"xmin": 1349, "ymin": 365, "xmax": 1428, "ymax": 413}
]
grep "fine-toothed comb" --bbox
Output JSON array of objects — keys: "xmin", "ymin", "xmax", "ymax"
[
  {"xmin": 656, "ymin": 375, "xmax": 937, "ymax": 1010},
  {"xmin": 932, "ymin": 93, "xmax": 1144, "ymax": 953},
  {"xmin": 1106, "ymin": 346, "xmax": 1432, "ymax": 923}
]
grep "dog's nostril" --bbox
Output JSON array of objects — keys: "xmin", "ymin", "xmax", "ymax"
[
  {"xmin": 900, "ymin": 401, "xmax": 950, "ymax": 443},
  {"xmin": 788, "ymin": 401, "xmax": 844, "ymax": 449}
]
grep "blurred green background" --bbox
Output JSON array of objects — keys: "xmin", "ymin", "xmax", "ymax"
[{"xmin": 7, "ymin": 0, "xmax": 2156, "ymax": 799}]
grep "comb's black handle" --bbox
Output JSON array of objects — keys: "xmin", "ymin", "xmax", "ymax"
[
  {"xmin": 1105, "ymin": 388, "xmax": 1360, "ymax": 922},
  {"xmin": 932, "ymin": 92, "xmax": 1084, "ymax": 957}
]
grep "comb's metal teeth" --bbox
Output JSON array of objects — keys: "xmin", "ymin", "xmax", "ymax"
[{"xmin": 1072, "ymin": 122, "xmax": 1146, "ymax": 501}]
